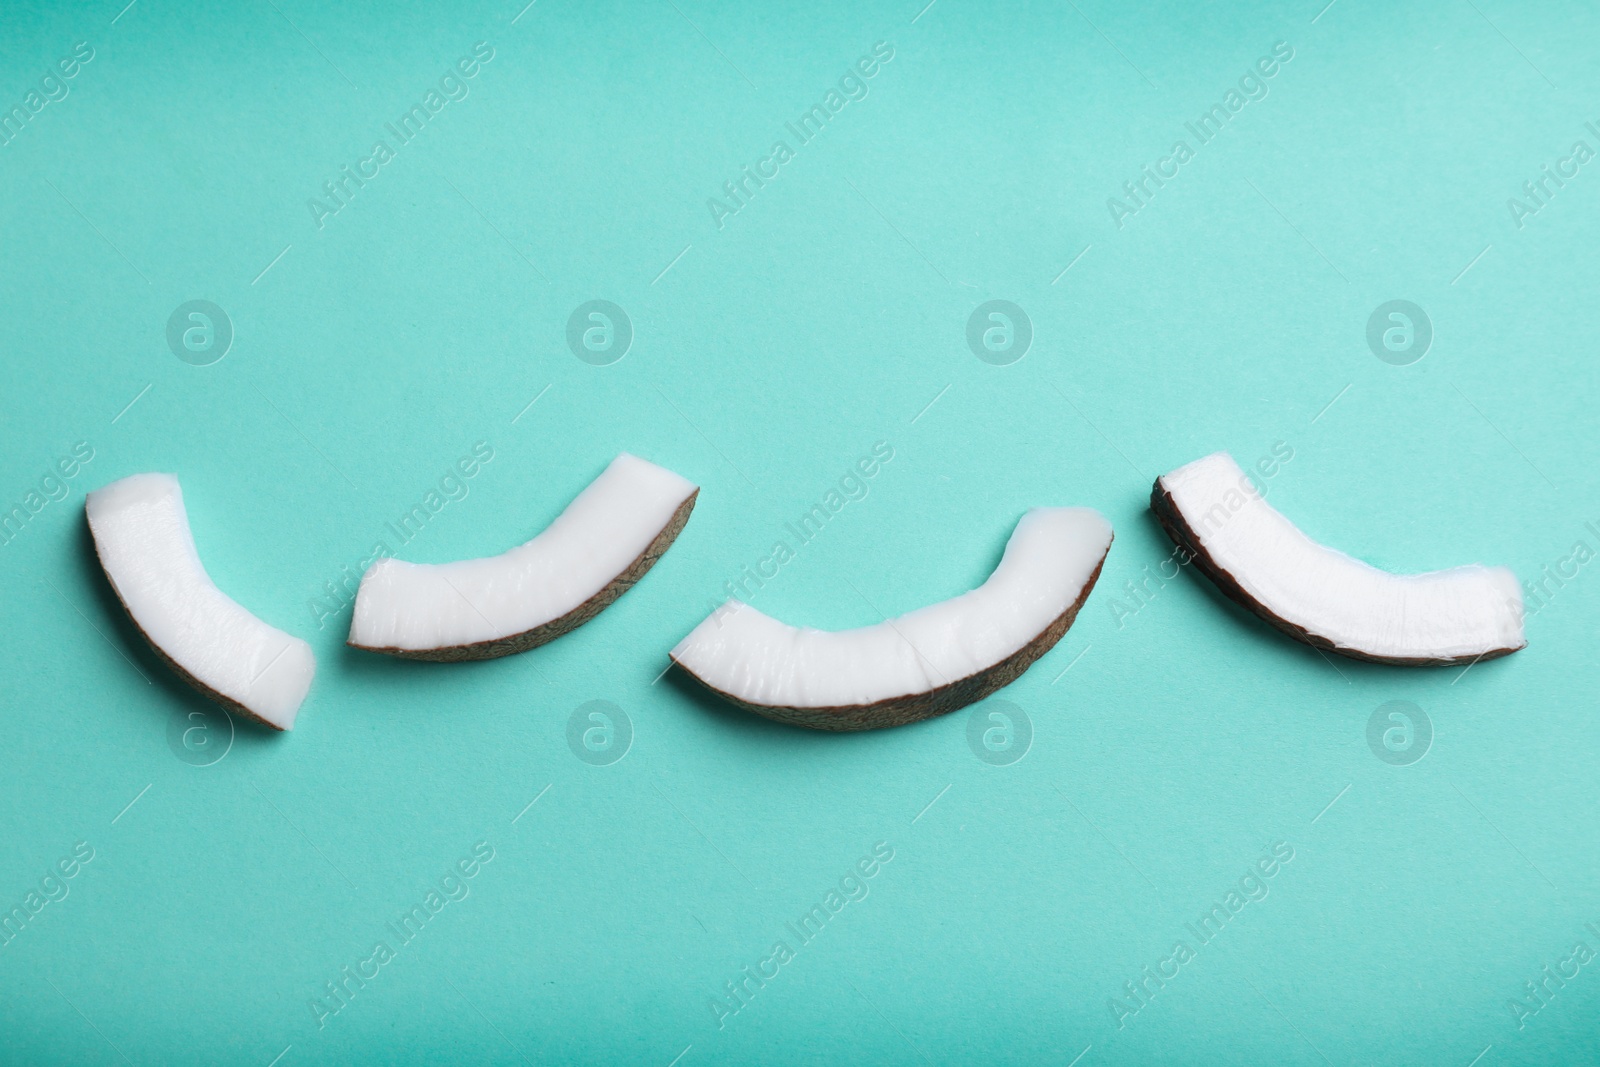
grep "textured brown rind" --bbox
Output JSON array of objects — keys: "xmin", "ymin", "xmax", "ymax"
[
  {"xmin": 350, "ymin": 490, "xmax": 698, "ymax": 662},
  {"xmin": 86, "ymin": 512, "xmax": 286, "ymax": 731},
  {"xmin": 672, "ymin": 547, "xmax": 1109, "ymax": 732},
  {"xmin": 1149, "ymin": 478, "xmax": 1522, "ymax": 668}
]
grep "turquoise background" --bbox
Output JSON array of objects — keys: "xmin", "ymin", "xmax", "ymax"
[{"xmin": 1, "ymin": 0, "xmax": 1597, "ymax": 1062}]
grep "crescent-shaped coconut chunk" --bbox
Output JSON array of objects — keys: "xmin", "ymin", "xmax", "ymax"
[
  {"xmin": 671, "ymin": 507, "xmax": 1112, "ymax": 731},
  {"xmin": 1151, "ymin": 452, "xmax": 1524, "ymax": 666},
  {"xmin": 349, "ymin": 453, "xmax": 697, "ymax": 661},
  {"xmin": 86, "ymin": 474, "xmax": 315, "ymax": 730}
]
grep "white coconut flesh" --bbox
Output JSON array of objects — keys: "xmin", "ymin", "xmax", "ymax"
[
  {"xmin": 85, "ymin": 474, "xmax": 315, "ymax": 731},
  {"xmin": 671, "ymin": 507, "xmax": 1113, "ymax": 710},
  {"xmin": 349, "ymin": 453, "xmax": 697, "ymax": 654},
  {"xmin": 1156, "ymin": 452, "xmax": 1524, "ymax": 663}
]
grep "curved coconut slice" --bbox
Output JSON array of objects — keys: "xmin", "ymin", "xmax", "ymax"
[
  {"xmin": 349, "ymin": 453, "xmax": 697, "ymax": 661},
  {"xmin": 85, "ymin": 474, "xmax": 315, "ymax": 731},
  {"xmin": 671, "ymin": 508, "xmax": 1112, "ymax": 731},
  {"xmin": 1151, "ymin": 452, "xmax": 1524, "ymax": 666}
]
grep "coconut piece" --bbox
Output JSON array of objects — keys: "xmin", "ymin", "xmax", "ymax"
[
  {"xmin": 1151, "ymin": 452, "xmax": 1525, "ymax": 666},
  {"xmin": 349, "ymin": 453, "xmax": 697, "ymax": 661},
  {"xmin": 671, "ymin": 507, "xmax": 1112, "ymax": 731},
  {"xmin": 85, "ymin": 474, "xmax": 315, "ymax": 731}
]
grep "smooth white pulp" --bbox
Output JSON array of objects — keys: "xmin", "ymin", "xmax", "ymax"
[
  {"xmin": 86, "ymin": 474, "xmax": 315, "ymax": 730},
  {"xmin": 1160, "ymin": 452, "xmax": 1524, "ymax": 660},
  {"xmin": 672, "ymin": 507, "xmax": 1112, "ymax": 708},
  {"xmin": 349, "ymin": 453, "xmax": 697, "ymax": 651}
]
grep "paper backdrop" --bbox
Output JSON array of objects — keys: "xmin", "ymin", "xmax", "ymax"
[{"xmin": 1, "ymin": 0, "xmax": 1596, "ymax": 1063}]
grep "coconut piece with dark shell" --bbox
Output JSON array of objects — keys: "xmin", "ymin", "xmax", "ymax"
[
  {"xmin": 670, "ymin": 508, "xmax": 1112, "ymax": 731},
  {"xmin": 1150, "ymin": 452, "xmax": 1524, "ymax": 667},
  {"xmin": 86, "ymin": 473, "xmax": 315, "ymax": 731},
  {"xmin": 348, "ymin": 454, "xmax": 698, "ymax": 661}
]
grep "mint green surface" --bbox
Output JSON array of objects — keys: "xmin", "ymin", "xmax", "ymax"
[{"xmin": 3, "ymin": 0, "xmax": 1598, "ymax": 1063}]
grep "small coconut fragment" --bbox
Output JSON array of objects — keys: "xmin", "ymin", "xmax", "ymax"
[
  {"xmin": 1151, "ymin": 452, "xmax": 1525, "ymax": 666},
  {"xmin": 349, "ymin": 453, "xmax": 697, "ymax": 661},
  {"xmin": 86, "ymin": 474, "xmax": 315, "ymax": 730},
  {"xmin": 671, "ymin": 507, "xmax": 1112, "ymax": 731}
]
